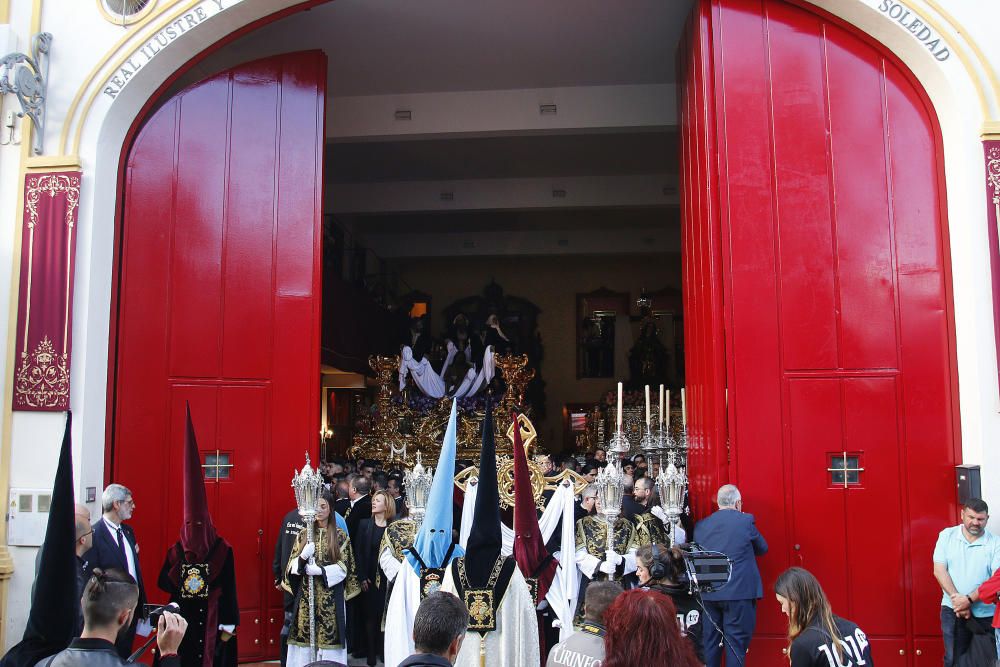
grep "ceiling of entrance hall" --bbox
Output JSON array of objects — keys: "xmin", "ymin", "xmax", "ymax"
[
  {"xmin": 200, "ymin": 0, "xmax": 690, "ymax": 96},
  {"xmin": 173, "ymin": 0, "xmax": 689, "ymax": 257}
]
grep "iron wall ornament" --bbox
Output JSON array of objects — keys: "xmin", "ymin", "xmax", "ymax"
[{"xmin": 0, "ymin": 33, "xmax": 51, "ymax": 155}]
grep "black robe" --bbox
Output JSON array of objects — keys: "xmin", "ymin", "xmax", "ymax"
[{"xmin": 156, "ymin": 538, "xmax": 239, "ymax": 667}]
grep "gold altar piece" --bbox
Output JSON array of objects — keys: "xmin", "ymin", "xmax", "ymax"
[{"xmin": 351, "ymin": 353, "xmax": 537, "ymax": 464}]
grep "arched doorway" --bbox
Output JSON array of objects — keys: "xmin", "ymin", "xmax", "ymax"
[
  {"xmin": 112, "ymin": 51, "xmax": 327, "ymax": 660},
  {"xmin": 110, "ymin": 1, "xmax": 956, "ymax": 663}
]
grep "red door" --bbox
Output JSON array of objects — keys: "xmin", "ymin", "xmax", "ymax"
[
  {"xmin": 111, "ymin": 51, "xmax": 327, "ymax": 661},
  {"xmin": 679, "ymin": 1, "xmax": 957, "ymax": 664}
]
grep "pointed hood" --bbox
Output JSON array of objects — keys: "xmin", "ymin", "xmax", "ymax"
[
  {"xmin": 1, "ymin": 412, "xmax": 78, "ymax": 667},
  {"xmin": 464, "ymin": 398, "xmax": 503, "ymax": 587},
  {"xmin": 512, "ymin": 413, "xmax": 557, "ymax": 602},
  {"xmin": 407, "ymin": 399, "xmax": 464, "ymax": 572},
  {"xmin": 180, "ymin": 404, "xmax": 218, "ymax": 561}
]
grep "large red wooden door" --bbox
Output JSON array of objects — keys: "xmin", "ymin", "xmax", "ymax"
[
  {"xmin": 680, "ymin": 1, "xmax": 957, "ymax": 664},
  {"xmin": 112, "ymin": 51, "xmax": 327, "ymax": 661}
]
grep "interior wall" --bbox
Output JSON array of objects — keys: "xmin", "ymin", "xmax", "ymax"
[{"xmin": 393, "ymin": 252, "xmax": 681, "ymax": 450}]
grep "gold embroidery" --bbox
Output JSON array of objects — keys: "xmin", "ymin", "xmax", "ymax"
[
  {"xmin": 457, "ymin": 555, "xmax": 506, "ymax": 633},
  {"xmin": 465, "ymin": 590, "xmax": 495, "ymax": 630},
  {"xmin": 180, "ymin": 564, "xmax": 209, "ymax": 599},
  {"xmin": 14, "ymin": 336, "xmax": 69, "ymax": 409}
]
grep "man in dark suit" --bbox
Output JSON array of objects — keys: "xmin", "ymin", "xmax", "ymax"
[
  {"xmin": 83, "ymin": 484, "xmax": 146, "ymax": 659},
  {"xmin": 693, "ymin": 484, "xmax": 768, "ymax": 667},
  {"xmin": 345, "ymin": 475, "xmax": 372, "ymax": 658}
]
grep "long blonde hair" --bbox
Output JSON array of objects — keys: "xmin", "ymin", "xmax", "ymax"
[
  {"xmin": 775, "ymin": 567, "xmax": 843, "ymax": 662},
  {"xmin": 372, "ymin": 489, "xmax": 396, "ymax": 523}
]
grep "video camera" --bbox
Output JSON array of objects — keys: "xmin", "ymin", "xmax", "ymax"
[
  {"xmin": 142, "ymin": 602, "xmax": 181, "ymax": 626},
  {"xmin": 677, "ymin": 543, "xmax": 733, "ymax": 595}
]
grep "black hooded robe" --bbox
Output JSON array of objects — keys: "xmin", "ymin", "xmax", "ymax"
[{"xmin": 155, "ymin": 538, "xmax": 239, "ymax": 667}]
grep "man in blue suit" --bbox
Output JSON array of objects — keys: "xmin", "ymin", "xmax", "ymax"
[
  {"xmin": 83, "ymin": 484, "xmax": 146, "ymax": 659},
  {"xmin": 694, "ymin": 484, "xmax": 768, "ymax": 667}
]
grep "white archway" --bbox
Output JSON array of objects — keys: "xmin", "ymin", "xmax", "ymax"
[{"xmin": 66, "ymin": 0, "xmax": 1000, "ymax": 526}]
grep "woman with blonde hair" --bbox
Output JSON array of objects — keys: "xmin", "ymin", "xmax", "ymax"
[
  {"xmin": 283, "ymin": 490, "xmax": 359, "ymax": 666},
  {"xmin": 774, "ymin": 567, "xmax": 873, "ymax": 666},
  {"xmin": 355, "ymin": 489, "xmax": 397, "ymax": 666}
]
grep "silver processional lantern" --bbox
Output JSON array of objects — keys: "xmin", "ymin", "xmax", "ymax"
[
  {"xmin": 656, "ymin": 450, "xmax": 688, "ymax": 547},
  {"xmin": 291, "ymin": 453, "xmax": 325, "ymax": 662},
  {"xmin": 404, "ymin": 451, "xmax": 433, "ymax": 531},
  {"xmin": 594, "ymin": 459, "xmax": 625, "ymax": 554}
]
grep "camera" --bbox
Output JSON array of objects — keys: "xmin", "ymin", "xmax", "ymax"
[
  {"xmin": 677, "ymin": 544, "xmax": 733, "ymax": 594},
  {"xmin": 143, "ymin": 602, "xmax": 181, "ymax": 626}
]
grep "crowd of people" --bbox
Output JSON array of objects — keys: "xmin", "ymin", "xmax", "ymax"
[{"xmin": 12, "ymin": 431, "xmax": 1000, "ymax": 667}]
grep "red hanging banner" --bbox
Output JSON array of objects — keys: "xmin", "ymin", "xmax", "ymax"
[
  {"xmin": 12, "ymin": 171, "xmax": 82, "ymax": 411},
  {"xmin": 987, "ymin": 142, "xmax": 1000, "ymax": 395}
]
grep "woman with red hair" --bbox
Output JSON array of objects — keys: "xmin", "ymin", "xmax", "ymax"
[{"xmin": 603, "ymin": 589, "xmax": 703, "ymax": 667}]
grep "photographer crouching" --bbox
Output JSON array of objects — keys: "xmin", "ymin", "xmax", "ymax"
[{"xmin": 37, "ymin": 568, "xmax": 187, "ymax": 667}]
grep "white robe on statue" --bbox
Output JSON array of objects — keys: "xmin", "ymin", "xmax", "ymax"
[
  {"xmin": 383, "ymin": 558, "xmax": 423, "ymax": 667},
  {"xmin": 441, "ymin": 562, "xmax": 540, "ymax": 667}
]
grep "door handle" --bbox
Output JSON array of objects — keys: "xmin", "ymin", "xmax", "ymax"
[{"xmin": 257, "ymin": 529, "xmax": 263, "ymax": 556}]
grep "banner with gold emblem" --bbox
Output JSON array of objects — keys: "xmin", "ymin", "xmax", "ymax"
[{"xmin": 12, "ymin": 171, "xmax": 81, "ymax": 411}]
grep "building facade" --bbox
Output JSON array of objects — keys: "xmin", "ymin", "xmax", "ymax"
[{"xmin": 1, "ymin": 0, "xmax": 999, "ymax": 664}]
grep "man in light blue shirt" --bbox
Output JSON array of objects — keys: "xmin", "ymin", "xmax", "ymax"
[{"xmin": 933, "ymin": 498, "xmax": 1000, "ymax": 666}]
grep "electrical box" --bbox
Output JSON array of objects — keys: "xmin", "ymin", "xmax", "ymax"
[
  {"xmin": 7, "ymin": 488, "xmax": 53, "ymax": 546},
  {"xmin": 956, "ymin": 464, "xmax": 981, "ymax": 506}
]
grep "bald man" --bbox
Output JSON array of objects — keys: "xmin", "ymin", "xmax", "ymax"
[{"xmin": 32, "ymin": 504, "xmax": 93, "ymax": 635}]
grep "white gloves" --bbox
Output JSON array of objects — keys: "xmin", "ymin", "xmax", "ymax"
[
  {"xmin": 304, "ymin": 562, "xmax": 323, "ymax": 576},
  {"xmin": 300, "ymin": 542, "xmax": 315, "ymax": 560},
  {"xmin": 605, "ymin": 550, "xmax": 623, "ymax": 566},
  {"xmin": 598, "ymin": 560, "xmax": 617, "ymax": 575}
]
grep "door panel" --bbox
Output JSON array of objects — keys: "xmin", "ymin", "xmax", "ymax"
[
  {"xmin": 680, "ymin": 2, "xmax": 956, "ymax": 664},
  {"xmin": 113, "ymin": 51, "xmax": 326, "ymax": 661}
]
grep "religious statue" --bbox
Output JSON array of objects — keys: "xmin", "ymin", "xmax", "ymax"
[{"xmin": 628, "ymin": 316, "xmax": 669, "ymax": 388}]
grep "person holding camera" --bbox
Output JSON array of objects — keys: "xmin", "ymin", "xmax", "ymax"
[
  {"xmin": 36, "ymin": 568, "xmax": 187, "ymax": 667},
  {"xmin": 636, "ymin": 543, "xmax": 704, "ymax": 662}
]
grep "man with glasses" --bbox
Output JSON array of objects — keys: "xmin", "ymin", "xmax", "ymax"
[{"xmin": 84, "ymin": 484, "xmax": 147, "ymax": 658}]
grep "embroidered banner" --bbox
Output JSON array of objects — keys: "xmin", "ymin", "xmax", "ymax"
[
  {"xmin": 986, "ymin": 142, "xmax": 1000, "ymax": 396},
  {"xmin": 12, "ymin": 171, "xmax": 82, "ymax": 411}
]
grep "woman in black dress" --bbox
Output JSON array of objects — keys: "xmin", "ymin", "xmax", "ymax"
[
  {"xmin": 354, "ymin": 489, "xmax": 396, "ymax": 666},
  {"xmin": 636, "ymin": 543, "xmax": 705, "ymax": 663}
]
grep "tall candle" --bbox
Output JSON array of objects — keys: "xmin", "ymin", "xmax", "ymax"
[
  {"xmin": 645, "ymin": 385, "xmax": 651, "ymax": 426},
  {"xmin": 659, "ymin": 385, "xmax": 664, "ymax": 427},
  {"xmin": 665, "ymin": 389, "xmax": 670, "ymax": 428},
  {"xmin": 681, "ymin": 388, "xmax": 687, "ymax": 427},
  {"xmin": 617, "ymin": 382, "xmax": 623, "ymax": 429}
]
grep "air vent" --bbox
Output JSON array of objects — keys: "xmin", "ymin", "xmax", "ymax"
[
  {"xmin": 462, "ymin": 240, "xmax": 475, "ymax": 249},
  {"xmin": 552, "ymin": 189, "xmax": 567, "ymax": 199},
  {"xmin": 539, "ymin": 103, "xmax": 558, "ymax": 115},
  {"xmin": 440, "ymin": 192, "xmax": 455, "ymax": 202},
  {"xmin": 394, "ymin": 109, "xmax": 412, "ymax": 121}
]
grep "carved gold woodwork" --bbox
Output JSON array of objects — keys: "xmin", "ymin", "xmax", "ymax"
[{"xmin": 350, "ymin": 353, "xmax": 537, "ymax": 465}]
